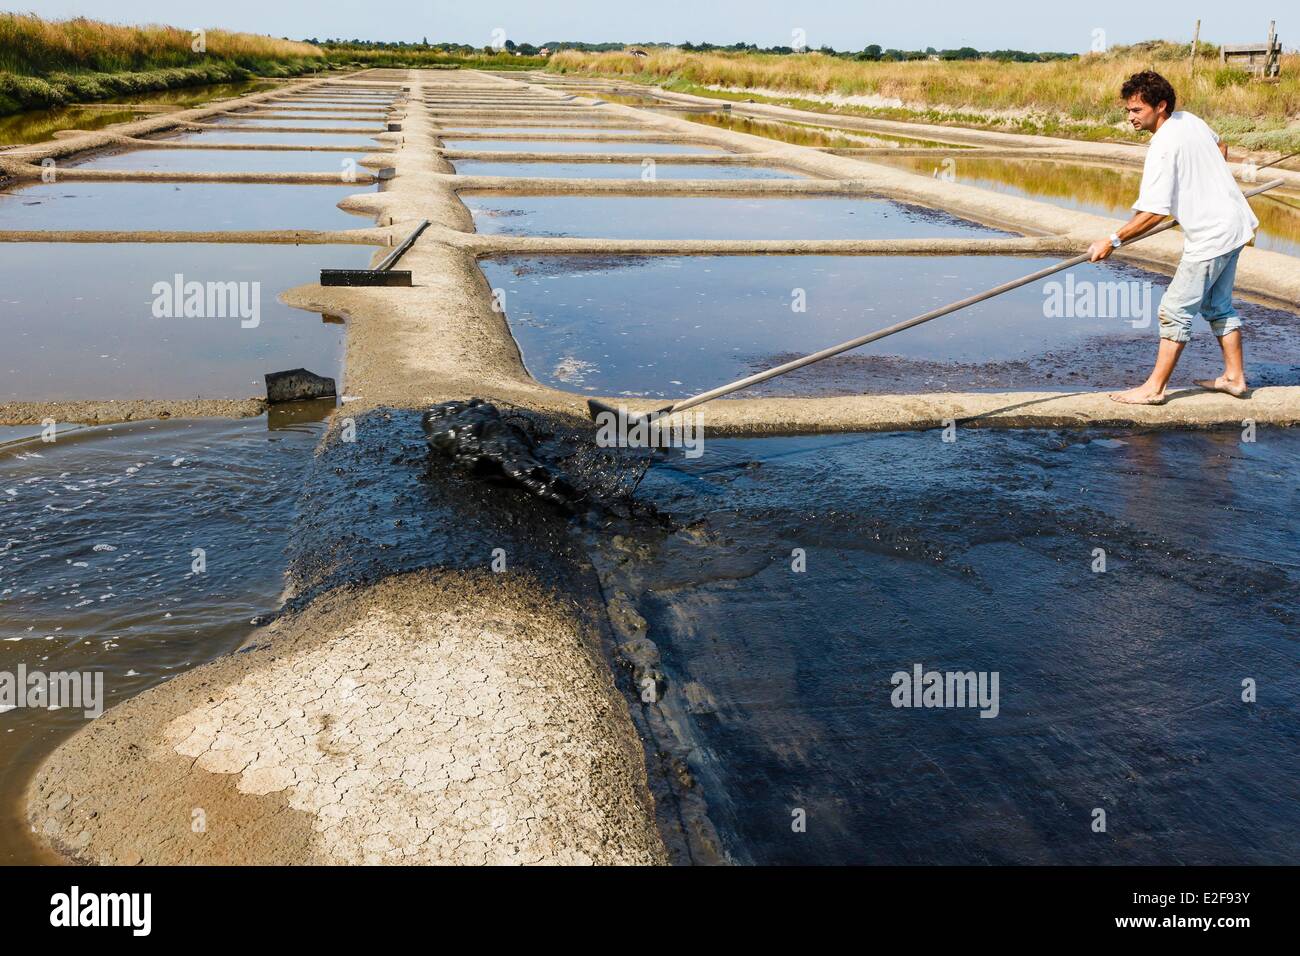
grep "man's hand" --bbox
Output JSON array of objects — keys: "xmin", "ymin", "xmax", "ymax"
[
  {"xmin": 1094, "ymin": 212, "xmax": 1165, "ymax": 261},
  {"xmin": 1088, "ymin": 238, "xmax": 1115, "ymax": 262}
]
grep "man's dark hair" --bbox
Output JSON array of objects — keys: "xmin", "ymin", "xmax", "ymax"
[{"xmin": 1121, "ymin": 71, "xmax": 1176, "ymax": 114}]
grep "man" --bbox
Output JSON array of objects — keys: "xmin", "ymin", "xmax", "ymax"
[{"xmin": 1088, "ymin": 70, "xmax": 1259, "ymax": 405}]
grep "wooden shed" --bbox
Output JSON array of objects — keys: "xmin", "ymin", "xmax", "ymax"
[{"xmin": 1220, "ymin": 22, "xmax": 1282, "ymax": 78}]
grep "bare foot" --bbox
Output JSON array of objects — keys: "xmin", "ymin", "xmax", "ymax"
[
  {"xmin": 1109, "ymin": 385, "xmax": 1168, "ymax": 405},
  {"xmin": 1194, "ymin": 375, "xmax": 1249, "ymax": 398}
]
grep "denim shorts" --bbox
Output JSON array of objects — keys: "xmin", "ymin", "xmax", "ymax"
[{"xmin": 1157, "ymin": 246, "xmax": 1244, "ymax": 343}]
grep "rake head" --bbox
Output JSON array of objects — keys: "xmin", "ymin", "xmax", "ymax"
[{"xmin": 585, "ymin": 398, "xmax": 674, "ymax": 426}]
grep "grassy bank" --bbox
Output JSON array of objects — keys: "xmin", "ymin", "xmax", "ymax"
[
  {"xmin": 0, "ymin": 14, "xmax": 325, "ymax": 115},
  {"xmin": 548, "ymin": 44, "xmax": 1300, "ymax": 151}
]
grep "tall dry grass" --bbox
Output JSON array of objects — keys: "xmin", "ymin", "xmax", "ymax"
[
  {"xmin": 549, "ymin": 47, "xmax": 1300, "ymax": 148},
  {"xmin": 0, "ymin": 13, "xmax": 321, "ymax": 74},
  {"xmin": 0, "ymin": 14, "xmax": 323, "ymax": 116}
]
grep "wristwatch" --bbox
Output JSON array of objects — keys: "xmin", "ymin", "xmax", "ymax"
[{"xmin": 1109, "ymin": 233, "xmax": 1122, "ymax": 249}]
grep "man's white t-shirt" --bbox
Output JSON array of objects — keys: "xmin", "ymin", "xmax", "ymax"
[{"xmin": 1132, "ymin": 110, "xmax": 1258, "ymax": 261}]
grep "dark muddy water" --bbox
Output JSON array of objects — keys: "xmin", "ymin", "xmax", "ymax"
[
  {"xmin": 5, "ymin": 405, "xmax": 1293, "ymax": 866},
  {"xmin": 476, "ymin": 254, "xmax": 1300, "ymax": 397},
  {"xmin": 0, "ymin": 412, "xmax": 329, "ymax": 863},
  {"xmin": 465, "ymin": 196, "xmax": 1008, "ymax": 242},
  {"xmin": 282, "ymin": 409, "xmax": 604, "ymax": 612},
  {"xmin": 615, "ymin": 427, "xmax": 1300, "ymax": 864},
  {"xmin": 0, "ymin": 242, "xmax": 374, "ymax": 401},
  {"xmin": 0, "ymin": 181, "xmax": 375, "ymax": 232},
  {"xmin": 68, "ymin": 148, "xmax": 373, "ymax": 175},
  {"xmin": 441, "ymin": 139, "xmax": 726, "ymax": 154},
  {"xmin": 453, "ymin": 160, "xmax": 801, "ymax": 180},
  {"xmin": 219, "ymin": 408, "xmax": 1300, "ymax": 865}
]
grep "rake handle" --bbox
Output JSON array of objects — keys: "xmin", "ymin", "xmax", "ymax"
[{"xmin": 664, "ymin": 178, "xmax": 1285, "ymax": 415}]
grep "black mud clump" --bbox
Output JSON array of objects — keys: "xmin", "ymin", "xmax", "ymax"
[
  {"xmin": 422, "ymin": 399, "xmax": 582, "ymax": 508},
  {"xmin": 279, "ymin": 402, "xmax": 674, "ymax": 612},
  {"xmin": 419, "ymin": 398, "xmax": 667, "ymax": 513},
  {"xmin": 284, "ymin": 408, "xmax": 596, "ymax": 612}
]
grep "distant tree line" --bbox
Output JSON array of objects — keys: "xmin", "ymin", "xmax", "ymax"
[
  {"xmin": 309, "ymin": 38, "xmax": 1078, "ymax": 61},
  {"xmin": 313, "ymin": 39, "xmax": 626, "ymax": 56},
  {"xmin": 676, "ymin": 41, "xmax": 1074, "ymax": 61}
]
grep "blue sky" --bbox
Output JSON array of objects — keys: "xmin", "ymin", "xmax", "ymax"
[{"xmin": 21, "ymin": 1, "xmax": 1292, "ymax": 52}]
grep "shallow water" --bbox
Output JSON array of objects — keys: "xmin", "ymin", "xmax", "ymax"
[
  {"xmin": 561, "ymin": 89, "xmax": 666, "ymax": 107},
  {"xmin": 274, "ymin": 106, "xmax": 391, "ymax": 114},
  {"xmin": 427, "ymin": 103, "xmax": 552, "ymax": 108},
  {"xmin": 69, "ymin": 147, "xmax": 374, "ymax": 175},
  {"xmin": 554, "ymin": 89, "xmax": 729, "ymax": 114},
  {"xmin": 158, "ymin": 130, "xmax": 388, "ymax": 147},
  {"xmin": 684, "ymin": 112, "xmax": 964, "ymax": 150},
  {"xmin": 0, "ymin": 413, "xmax": 328, "ymax": 863},
  {"xmin": 108, "ymin": 81, "xmax": 283, "ymax": 109},
  {"xmin": 464, "ymin": 195, "xmax": 1006, "ymax": 242},
  {"xmin": 864, "ymin": 155, "xmax": 1300, "ymax": 259},
  {"xmin": 0, "ymin": 81, "xmax": 279, "ymax": 146},
  {"xmin": 286, "ymin": 96, "xmax": 395, "ymax": 104},
  {"xmin": 211, "ymin": 117, "xmax": 385, "ymax": 130},
  {"xmin": 452, "ymin": 160, "xmax": 801, "ymax": 180},
  {"xmin": 240, "ymin": 108, "xmax": 388, "ymax": 116},
  {"xmin": 0, "ymin": 181, "xmax": 375, "ymax": 232},
  {"xmin": 0, "ymin": 243, "xmax": 373, "ymax": 400},
  {"xmin": 615, "ymin": 427, "xmax": 1300, "ymax": 863},
  {"xmin": 441, "ymin": 138, "xmax": 726, "ymax": 154},
  {"xmin": 0, "ymin": 108, "xmax": 152, "ymax": 146},
  {"xmin": 479, "ymin": 254, "xmax": 1300, "ymax": 396},
  {"xmin": 442, "ymin": 126, "xmax": 653, "ymax": 136}
]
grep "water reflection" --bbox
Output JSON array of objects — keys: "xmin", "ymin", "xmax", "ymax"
[
  {"xmin": 0, "ymin": 81, "xmax": 281, "ymax": 146},
  {"xmin": 0, "ymin": 243, "xmax": 373, "ymax": 400},
  {"xmin": 464, "ymin": 194, "xmax": 1006, "ymax": 241},
  {"xmin": 864, "ymin": 154, "xmax": 1300, "ymax": 259},
  {"xmin": 684, "ymin": 112, "xmax": 965, "ymax": 149},
  {"xmin": 481, "ymin": 254, "xmax": 1300, "ymax": 396},
  {"xmin": 441, "ymin": 138, "xmax": 726, "ymax": 154},
  {"xmin": 452, "ymin": 159, "xmax": 801, "ymax": 180}
]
